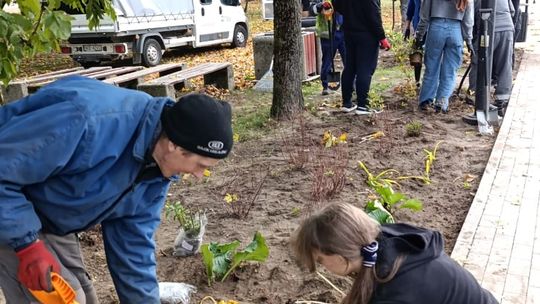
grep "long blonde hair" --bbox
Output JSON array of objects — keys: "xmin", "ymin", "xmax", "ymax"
[{"xmin": 291, "ymin": 202, "xmax": 403, "ymax": 304}]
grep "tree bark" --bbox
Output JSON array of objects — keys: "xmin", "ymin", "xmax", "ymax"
[{"xmin": 270, "ymin": 0, "xmax": 304, "ymax": 120}]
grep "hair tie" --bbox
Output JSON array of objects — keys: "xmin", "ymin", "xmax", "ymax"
[{"xmin": 361, "ymin": 241, "xmax": 379, "ymax": 268}]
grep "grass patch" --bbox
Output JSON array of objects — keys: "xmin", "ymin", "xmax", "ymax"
[
  {"xmin": 405, "ymin": 120, "xmax": 423, "ymax": 137},
  {"xmin": 231, "ymin": 90, "xmax": 274, "ymax": 142}
]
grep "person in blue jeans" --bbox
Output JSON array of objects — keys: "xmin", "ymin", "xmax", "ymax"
[
  {"xmin": 309, "ymin": 0, "xmax": 346, "ymax": 95},
  {"xmin": 333, "ymin": 0, "xmax": 391, "ymax": 115},
  {"xmin": 415, "ymin": 0, "xmax": 474, "ymax": 113}
]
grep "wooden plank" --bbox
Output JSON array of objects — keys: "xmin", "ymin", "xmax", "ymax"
[
  {"xmin": 103, "ymin": 63, "xmax": 185, "ymax": 85},
  {"xmin": 16, "ymin": 67, "xmax": 84, "ymax": 81},
  {"xmin": 28, "ymin": 67, "xmax": 124, "ymax": 88},
  {"xmin": 86, "ymin": 66, "xmax": 144, "ymax": 79},
  {"xmin": 143, "ymin": 63, "xmax": 230, "ymax": 85},
  {"xmin": 138, "ymin": 62, "xmax": 234, "ymax": 98},
  {"xmin": 25, "ymin": 66, "xmax": 112, "ymax": 85}
]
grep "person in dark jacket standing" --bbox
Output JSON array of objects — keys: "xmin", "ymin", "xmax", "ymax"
[
  {"xmin": 309, "ymin": 0, "xmax": 346, "ymax": 95},
  {"xmin": 333, "ymin": 0, "xmax": 391, "ymax": 115},
  {"xmin": 291, "ymin": 202, "xmax": 499, "ymax": 304},
  {"xmin": 0, "ymin": 76, "xmax": 233, "ymax": 303}
]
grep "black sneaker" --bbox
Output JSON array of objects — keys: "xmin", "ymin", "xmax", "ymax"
[{"xmin": 418, "ymin": 100, "xmax": 432, "ymax": 112}]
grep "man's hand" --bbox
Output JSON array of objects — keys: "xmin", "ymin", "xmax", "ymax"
[
  {"xmin": 379, "ymin": 38, "xmax": 391, "ymax": 51},
  {"xmin": 15, "ymin": 240, "xmax": 60, "ymax": 291},
  {"xmin": 466, "ymin": 39, "xmax": 475, "ymax": 57},
  {"xmin": 404, "ymin": 29, "xmax": 411, "ymax": 40}
]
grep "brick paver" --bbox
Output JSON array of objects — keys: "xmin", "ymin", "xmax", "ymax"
[{"xmin": 451, "ymin": 3, "xmax": 540, "ymax": 303}]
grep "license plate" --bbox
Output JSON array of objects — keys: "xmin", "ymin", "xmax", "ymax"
[{"xmin": 83, "ymin": 45, "xmax": 104, "ymax": 52}]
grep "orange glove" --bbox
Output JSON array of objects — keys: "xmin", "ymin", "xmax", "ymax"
[
  {"xmin": 16, "ymin": 240, "xmax": 60, "ymax": 291},
  {"xmin": 379, "ymin": 38, "xmax": 391, "ymax": 51}
]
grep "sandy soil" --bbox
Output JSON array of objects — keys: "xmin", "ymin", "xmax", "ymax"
[{"xmin": 81, "ymin": 89, "xmax": 498, "ymax": 303}]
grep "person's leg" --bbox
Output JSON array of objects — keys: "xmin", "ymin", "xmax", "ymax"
[
  {"xmin": 320, "ymin": 38, "xmax": 332, "ymax": 94},
  {"xmin": 418, "ymin": 20, "xmax": 445, "ymax": 108},
  {"xmin": 43, "ymin": 233, "xmax": 98, "ymax": 304},
  {"xmin": 435, "ymin": 20, "xmax": 463, "ymax": 112},
  {"xmin": 414, "ymin": 64, "xmax": 422, "ymax": 87},
  {"xmin": 354, "ymin": 31, "xmax": 379, "ymax": 109},
  {"xmin": 341, "ymin": 32, "xmax": 357, "ymax": 111},
  {"xmin": 492, "ymin": 30, "xmax": 514, "ymax": 116},
  {"xmin": 0, "ymin": 233, "xmax": 96, "ymax": 304}
]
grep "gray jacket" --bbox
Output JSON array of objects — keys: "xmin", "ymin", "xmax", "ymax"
[
  {"xmin": 479, "ymin": 0, "xmax": 515, "ymax": 32},
  {"xmin": 416, "ymin": 0, "xmax": 474, "ymax": 42}
]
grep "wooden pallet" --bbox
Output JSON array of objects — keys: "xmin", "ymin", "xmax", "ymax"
[
  {"xmin": 103, "ymin": 63, "xmax": 185, "ymax": 88},
  {"xmin": 137, "ymin": 62, "xmax": 233, "ymax": 98}
]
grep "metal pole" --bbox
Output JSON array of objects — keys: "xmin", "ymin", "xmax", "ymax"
[{"xmin": 462, "ymin": 0, "xmax": 497, "ymax": 134}]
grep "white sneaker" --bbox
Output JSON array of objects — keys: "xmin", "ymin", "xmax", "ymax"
[
  {"xmin": 355, "ymin": 108, "xmax": 371, "ymax": 115},
  {"xmin": 357, "ymin": 106, "xmax": 382, "ymax": 114},
  {"xmin": 341, "ymin": 105, "xmax": 357, "ymax": 113}
]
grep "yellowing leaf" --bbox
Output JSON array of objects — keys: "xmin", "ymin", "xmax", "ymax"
[
  {"xmin": 224, "ymin": 193, "xmax": 238, "ymax": 204},
  {"xmin": 203, "ymin": 169, "xmax": 211, "ymax": 177},
  {"xmin": 338, "ymin": 133, "xmax": 348, "ymax": 143},
  {"xmin": 233, "ymin": 133, "xmax": 240, "ymax": 143}
]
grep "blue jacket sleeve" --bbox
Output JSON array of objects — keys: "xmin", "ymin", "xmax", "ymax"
[
  {"xmin": 101, "ymin": 193, "xmax": 165, "ymax": 304},
  {"xmin": 0, "ymin": 95, "xmax": 86, "ymax": 249}
]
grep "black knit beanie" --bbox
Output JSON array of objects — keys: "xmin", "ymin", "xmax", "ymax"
[{"xmin": 161, "ymin": 94, "xmax": 233, "ymax": 159}]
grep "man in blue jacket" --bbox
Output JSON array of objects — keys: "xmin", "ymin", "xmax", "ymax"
[{"xmin": 0, "ymin": 76, "xmax": 233, "ymax": 303}]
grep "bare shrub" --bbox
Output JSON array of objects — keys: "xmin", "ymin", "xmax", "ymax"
[
  {"xmin": 310, "ymin": 143, "xmax": 349, "ymax": 202},
  {"xmin": 220, "ymin": 167, "xmax": 269, "ymax": 219},
  {"xmin": 280, "ymin": 115, "xmax": 313, "ymax": 169}
]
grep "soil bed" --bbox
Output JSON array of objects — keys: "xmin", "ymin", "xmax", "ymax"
[{"xmin": 82, "ymin": 87, "xmax": 498, "ymax": 303}]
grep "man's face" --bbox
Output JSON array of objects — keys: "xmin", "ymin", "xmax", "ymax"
[{"xmin": 156, "ymin": 138, "xmax": 219, "ymax": 178}]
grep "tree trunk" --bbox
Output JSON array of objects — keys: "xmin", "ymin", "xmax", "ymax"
[{"xmin": 270, "ymin": 0, "xmax": 304, "ymax": 120}]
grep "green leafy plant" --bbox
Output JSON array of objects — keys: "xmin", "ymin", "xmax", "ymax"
[
  {"xmin": 365, "ymin": 184, "xmax": 423, "ymax": 224},
  {"xmin": 0, "ymin": 0, "xmax": 117, "ymax": 84},
  {"xmin": 164, "ymin": 201, "xmax": 203, "ymax": 236},
  {"xmin": 405, "ymin": 120, "xmax": 423, "ymax": 137},
  {"xmin": 201, "ymin": 231, "xmax": 269, "ymax": 285}
]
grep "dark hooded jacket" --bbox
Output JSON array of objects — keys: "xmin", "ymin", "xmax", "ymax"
[
  {"xmin": 333, "ymin": 0, "xmax": 386, "ymax": 40},
  {"xmin": 369, "ymin": 224, "xmax": 499, "ymax": 304}
]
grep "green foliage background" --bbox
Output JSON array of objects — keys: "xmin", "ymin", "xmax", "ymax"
[{"xmin": 0, "ymin": 0, "xmax": 116, "ymax": 84}]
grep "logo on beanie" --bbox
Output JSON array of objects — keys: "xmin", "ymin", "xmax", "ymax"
[
  {"xmin": 196, "ymin": 140, "xmax": 227, "ymax": 155},
  {"xmin": 208, "ymin": 141, "xmax": 224, "ymax": 150}
]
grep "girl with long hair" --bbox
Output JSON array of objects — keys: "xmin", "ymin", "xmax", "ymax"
[
  {"xmin": 291, "ymin": 202, "xmax": 499, "ymax": 304},
  {"xmin": 414, "ymin": 0, "xmax": 474, "ymax": 113}
]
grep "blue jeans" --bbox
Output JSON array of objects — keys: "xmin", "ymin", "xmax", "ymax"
[
  {"xmin": 320, "ymin": 31, "xmax": 346, "ymax": 90},
  {"xmin": 341, "ymin": 31, "xmax": 379, "ymax": 108},
  {"xmin": 419, "ymin": 18, "xmax": 463, "ymax": 108}
]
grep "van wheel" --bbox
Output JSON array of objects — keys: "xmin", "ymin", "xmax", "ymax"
[
  {"xmin": 142, "ymin": 38, "xmax": 162, "ymax": 67},
  {"xmin": 232, "ymin": 25, "xmax": 247, "ymax": 48}
]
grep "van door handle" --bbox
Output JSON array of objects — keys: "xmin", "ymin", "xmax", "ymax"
[
  {"xmin": 201, "ymin": 7, "xmax": 205, "ymax": 16},
  {"xmin": 219, "ymin": 6, "xmax": 222, "ymax": 14}
]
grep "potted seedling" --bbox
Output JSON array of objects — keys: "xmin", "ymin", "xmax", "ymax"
[{"xmin": 165, "ymin": 201, "xmax": 207, "ymax": 257}]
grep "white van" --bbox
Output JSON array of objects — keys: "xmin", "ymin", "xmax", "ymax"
[{"xmin": 60, "ymin": 0, "xmax": 248, "ymax": 66}]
